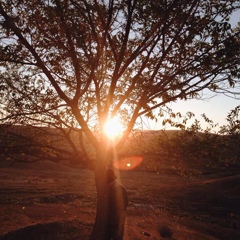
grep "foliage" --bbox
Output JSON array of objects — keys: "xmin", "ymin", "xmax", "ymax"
[
  {"xmin": 219, "ymin": 105, "xmax": 240, "ymax": 134},
  {"xmin": 0, "ymin": 1, "xmax": 240, "ymax": 238},
  {"xmin": 158, "ymin": 106, "xmax": 240, "ymax": 172}
]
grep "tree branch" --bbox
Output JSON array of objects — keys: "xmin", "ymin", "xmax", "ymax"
[{"xmin": 0, "ymin": 4, "xmax": 71, "ymax": 105}]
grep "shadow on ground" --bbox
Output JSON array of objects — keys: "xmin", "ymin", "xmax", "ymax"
[{"xmin": 0, "ymin": 220, "xmax": 92, "ymax": 240}]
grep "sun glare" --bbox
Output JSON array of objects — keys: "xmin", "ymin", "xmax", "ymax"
[{"xmin": 103, "ymin": 117, "xmax": 124, "ymax": 138}]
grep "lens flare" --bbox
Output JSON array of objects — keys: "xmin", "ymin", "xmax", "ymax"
[{"xmin": 114, "ymin": 155, "xmax": 143, "ymax": 170}]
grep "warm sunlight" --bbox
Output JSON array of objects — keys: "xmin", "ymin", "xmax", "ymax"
[{"xmin": 103, "ymin": 117, "xmax": 124, "ymax": 138}]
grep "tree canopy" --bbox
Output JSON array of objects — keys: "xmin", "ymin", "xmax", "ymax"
[
  {"xmin": 1, "ymin": 1, "xmax": 240, "ymax": 239},
  {"xmin": 0, "ymin": 1, "xmax": 240, "ymax": 160}
]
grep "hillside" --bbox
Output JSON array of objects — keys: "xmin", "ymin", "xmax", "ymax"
[{"xmin": 1, "ymin": 124, "xmax": 239, "ymax": 174}]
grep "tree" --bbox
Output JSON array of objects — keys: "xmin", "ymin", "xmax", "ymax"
[
  {"xmin": 157, "ymin": 105, "xmax": 240, "ymax": 175},
  {"xmin": 220, "ymin": 105, "xmax": 240, "ymax": 135},
  {"xmin": 219, "ymin": 105, "xmax": 240, "ymax": 163},
  {"xmin": 0, "ymin": 0, "xmax": 240, "ymax": 239}
]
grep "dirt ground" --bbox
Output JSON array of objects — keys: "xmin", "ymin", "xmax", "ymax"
[{"xmin": 0, "ymin": 160, "xmax": 239, "ymax": 240}]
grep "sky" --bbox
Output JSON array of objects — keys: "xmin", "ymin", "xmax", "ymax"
[
  {"xmin": 140, "ymin": 94, "xmax": 239, "ymax": 132},
  {"xmin": 167, "ymin": 95, "xmax": 238, "ymax": 130},
  {"xmin": 142, "ymin": 10, "xmax": 240, "ymax": 132}
]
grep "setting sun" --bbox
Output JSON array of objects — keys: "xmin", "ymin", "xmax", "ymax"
[{"xmin": 103, "ymin": 117, "xmax": 124, "ymax": 138}]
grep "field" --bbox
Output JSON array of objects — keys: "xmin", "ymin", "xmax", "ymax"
[{"xmin": 0, "ymin": 160, "xmax": 240, "ymax": 240}]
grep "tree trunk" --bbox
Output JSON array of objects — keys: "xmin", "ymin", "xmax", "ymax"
[{"xmin": 90, "ymin": 158, "xmax": 110, "ymax": 240}]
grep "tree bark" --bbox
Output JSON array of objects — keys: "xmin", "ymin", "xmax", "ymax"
[{"xmin": 90, "ymin": 155, "xmax": 110, "ymax": 240}]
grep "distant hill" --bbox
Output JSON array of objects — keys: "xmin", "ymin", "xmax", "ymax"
[
  {"xmin": 1, "ymin": 124, "xmax": 239, "ymax": 174},
  {"xmin": 0, "ymin": 124, "xmax": 84, "ymax": 166}
]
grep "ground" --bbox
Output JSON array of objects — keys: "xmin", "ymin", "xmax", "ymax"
[{"xmin": 0, "ymin": 160, "xmax": 239, "ymax": 240}]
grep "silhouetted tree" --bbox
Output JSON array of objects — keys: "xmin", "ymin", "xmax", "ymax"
[
  {"xmin": 0, "ymin": 1, "xmax": 240, "ymax": 239},
  {"xmin": 158, "ymin": 106, "xmax": 240, "ymax": 173}
]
